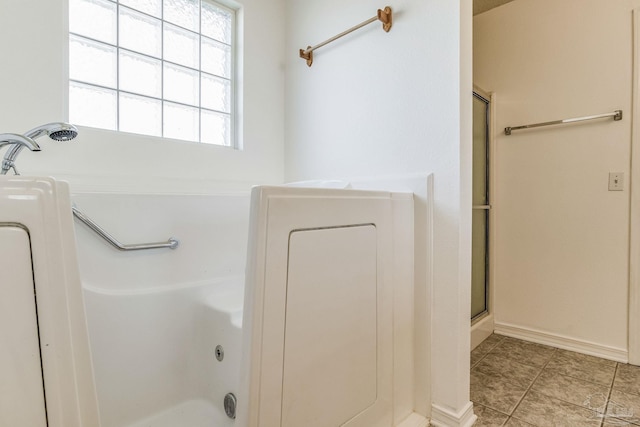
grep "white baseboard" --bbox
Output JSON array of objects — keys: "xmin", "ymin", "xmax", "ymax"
[
  {"xmin": 430, "ymin": 401, "xmax": 477, "ymax": 427},
  {"xmin": 471, "ymin": 313, "xmax": 494, "ymax": 351},
  {"xmin": 494, "ymin": 322, "xmax": 628, "ymax": 363}
]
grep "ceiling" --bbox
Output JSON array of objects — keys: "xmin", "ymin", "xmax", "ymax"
[{"xmin": 474, "ymin": 0, "xmax": 516, "ymax": 16}]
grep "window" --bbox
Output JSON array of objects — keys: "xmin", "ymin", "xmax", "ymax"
[{"xmin": 69, "ymin": 0, "xmax": 236, "ymax": 147}]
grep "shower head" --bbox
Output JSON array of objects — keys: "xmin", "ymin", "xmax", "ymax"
[{"xmin": 24, "ymin": 122, "xmax": 78, "ymax": 142}]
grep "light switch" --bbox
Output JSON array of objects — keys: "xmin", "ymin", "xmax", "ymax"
[{"xmin": 609, "ymin": 172, "xmax": 624, "ymax": 191}]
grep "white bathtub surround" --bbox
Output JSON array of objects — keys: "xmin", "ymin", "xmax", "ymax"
[
  {"xmin": 83, "ymin": 278, "xmax": 243, "ymax": 427},
  {"xmin": 73, "ymin": 192, "xmax": 251, "ymax": 294},
  {"xmin": 0, "ymin": 176, "xmax": 100, "ymax": 427},
  {"xmin": 239, "ymin": 185, "xmax": 417, "ymax": 426},
  {"xmin": 75, "ymin": 185, "xmax": 428, "ymax": 427},
  {"xmin": 74, "ymin": 191, "xmax": 250, "ymax": 427}
]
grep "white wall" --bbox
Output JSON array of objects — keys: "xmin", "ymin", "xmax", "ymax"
[
  {"xmin": 284, "ymin": 0, "xmax": 474, "ymax": 423},
  {"xmin": 474, "ymin": 0, "xmax": 640, "ymax": 358},
  {"xmin": 0, "ymin": 0, "xmax": 285, "ymax": 192}
]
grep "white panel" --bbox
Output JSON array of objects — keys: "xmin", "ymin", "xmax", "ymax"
[
  {"xmin": 240, "ymin": 186, "xmax": 395, "ymax": 427},
  {"xmin": 0, "ymin": 226, "xmax": 47, "ymax": 427},
  {"xmin": 282, "ymin": 225, "xmax": 377, "ymax": 427},
  {"xmin": 0, "ymin": 177, "xmax": 101, "ymax": 427}
]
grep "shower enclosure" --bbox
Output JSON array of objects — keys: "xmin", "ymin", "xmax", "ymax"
[{"xmin": 472, "ymin": 90, "xmax": 490, "ymax": 321}]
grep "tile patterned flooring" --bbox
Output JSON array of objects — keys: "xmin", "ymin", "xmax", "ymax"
[{"xmin": 470, "ymin": 334, "xmax": 640, "ymax": 426}]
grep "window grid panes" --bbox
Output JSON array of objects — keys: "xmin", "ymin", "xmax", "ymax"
[{"xmin": 69, "ymin": 0, "xmax": 235, "ymax": 147}]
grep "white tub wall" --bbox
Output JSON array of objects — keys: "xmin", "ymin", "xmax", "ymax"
[
  {"xmin": 84, "ymin": 278, "xmax": 244, "ymax": 427},
  {"xmin": 83, "ymin": 286, "xmax": 198, "ymax": 427},
  {"xmin": 193, "ymin": 281, "xmax": 244, "ymax": 407},
  {"xmin": 74, "ymin": 192, "xmax": 250, "ymax": 427},
  {"xmin": 73, "ymin": 192, "xmax": 250, "ymax": 292},
  {"xmin": 0, "ymin": 0, "xmax": 285, "ymax": 193}
]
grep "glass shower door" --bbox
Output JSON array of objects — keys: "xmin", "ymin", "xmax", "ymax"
[{"xmin": 472, "ymin": 92, "xmax": 490, "ymax": 320}]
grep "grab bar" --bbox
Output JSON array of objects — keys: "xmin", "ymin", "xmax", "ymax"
[
  {"xmin": 505, "ymin": 110, "xmax": 622, "ymax": 135},
  {"xmin": 72, "ymin": 205, "xmax": 179, "ymax": 251}
]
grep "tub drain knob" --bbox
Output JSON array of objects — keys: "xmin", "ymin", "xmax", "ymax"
[{"xmin": 224, "ymin": 393, "xmax": 237, "ymax": 419}]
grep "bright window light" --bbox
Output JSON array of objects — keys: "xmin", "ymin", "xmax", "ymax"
[{"xmin": 69, "ymin": 0, "xmax": 236, "ymax": 147}]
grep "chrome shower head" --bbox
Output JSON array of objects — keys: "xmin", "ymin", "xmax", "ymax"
[
  {"xmin": 24, "ymin": 122, "xmax": 78, "ymax": 142},
  {"xmin": 50, "ymin": 129, "xmax": 77, "ymax": 141}
]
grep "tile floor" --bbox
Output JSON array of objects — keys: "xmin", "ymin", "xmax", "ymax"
[{"xmin": 470, "ymin": 334, "xmax": 640, "ymax": 426}]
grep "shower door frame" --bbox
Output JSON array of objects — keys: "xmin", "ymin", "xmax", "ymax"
[{"xmin": 470, "ymin": 86, "xmax": 496, "ymax": 349}]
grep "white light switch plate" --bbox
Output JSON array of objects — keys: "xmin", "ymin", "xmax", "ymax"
[{"xmin": 609, "ymin": 172, "xmax": 624, "ymax": 191}]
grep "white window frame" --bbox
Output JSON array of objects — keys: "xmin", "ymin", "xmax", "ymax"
[{"xmin": 68, "ymin": 0, "xmax": 238, "ymax": 148}]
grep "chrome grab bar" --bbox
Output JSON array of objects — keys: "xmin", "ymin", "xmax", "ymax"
[{"xmin": 72, "ymin": 205, "xmax": 179, "ymax": 251}]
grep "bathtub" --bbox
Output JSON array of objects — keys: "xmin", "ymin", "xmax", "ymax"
[
  {"xmin": 72, "ymin": 191, "xmax": 250, "ymax": 427},
  {"xmin": 83, "ymin": 276, "xmax": 244, "ymax": 427},
  {"xmin": 73, "ymin": 179, "xmax": 426, "ymax": 427}
]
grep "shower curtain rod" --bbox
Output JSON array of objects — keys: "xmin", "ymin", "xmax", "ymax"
[
  {"xmin": 299, "ymin": 6, "xmax": 392, "ymax": 67},
  {"xmin": 505, "ymin": 110, "xmax": 623, "ymax": 135}
]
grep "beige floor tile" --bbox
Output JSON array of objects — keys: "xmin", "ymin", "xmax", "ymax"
[
  {"xmin": 504, "ymin": 417, "xmax": 536, "ymax": 426},
  {"xmin": 531, "ymin": 369, "xmax": 610, "ymax": 409},
  {"xmin": 472, "ymin": 334, "xmax": 506, "ymax": 367},
  {"xmin": 473, "ymin": 352, "xmax": 540, "ymax": 388},
  {"xmin": 555, "ymin": 349, "xmax": 617, "ymax": 368},
  {"xmin": 490, "ymin": 337, "xmax": 556, "ymax": 368},
  {"xmin": 606, "ymin": 389, "xmax": 640, "ymax": 426},
  {"xmin": 511, "ymin": 391, "xmax": 602, "ymax": 426},
  {"xmin": 545, "ymin": 354, "xmax": 617, "ymax": 386},
  {"xmin": 471, "ymin": 370, "xmax": 528, "ymax": 415},
  {"xmin": 477, "ymin": 334, "xmax": 507, "ymax": 352},
  {"xmin": 603, "ymin": 418, "xmax": 640, "ymax": 426},
  {"xmin": 614, "ymin": 364, "xmax": 640, "ymax": 396},
  {"xmin": 473, "ymin": 403, "xmax": 509, "ymax": 426},
  {"xmin": 472, "ymin": 350, "xmax": 486, "ymax": 368}
]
